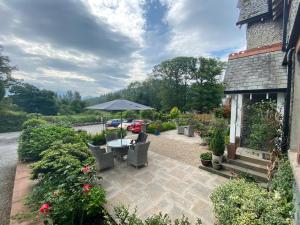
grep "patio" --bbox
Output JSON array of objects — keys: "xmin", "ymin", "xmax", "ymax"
[{"xmin": 98, "ymin": 131, "xmax": 227, "ymax": 225}]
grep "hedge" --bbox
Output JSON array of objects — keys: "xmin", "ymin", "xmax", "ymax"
[{"xmin": 0, "ymin": 111, "xmax": 28, "ymax": 132}]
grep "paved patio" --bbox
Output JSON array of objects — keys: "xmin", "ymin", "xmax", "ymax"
[{"xmin": 99, "ymin": 151, "xmax": 227, "ymax": 225}]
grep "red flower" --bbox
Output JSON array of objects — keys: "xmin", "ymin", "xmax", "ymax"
[
  {"xmin": 82, "ymin": 166, "xmax": 91, "ymax": 174},
  {"xmin": 39, "ymin": 203, "xmax": 50, "ymax": 214},
  {"xmin": 83, "ymin": 184, "xmax": 92, "ymax": 193}
]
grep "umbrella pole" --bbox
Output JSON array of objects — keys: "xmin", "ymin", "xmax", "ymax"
[{"xmin": 120, "ymin": 111, "xmax": 123, "ymax": 144}]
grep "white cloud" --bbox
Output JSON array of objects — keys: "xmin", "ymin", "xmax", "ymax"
[{"xmin": 37, "ymin": 68, "xmax": 96, "ymax": 82}]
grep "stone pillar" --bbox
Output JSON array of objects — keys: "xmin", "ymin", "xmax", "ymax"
[
  {"xmin": 276, "ymin": 92, "xmax": 285, "ymax": 116},
  {"xmin": 228, "ymin": 94, "xmax": 237, "ymax": 159},
  {"xmin": 235, "ymin": 94, "xmax": 243, "ymax": 147}
]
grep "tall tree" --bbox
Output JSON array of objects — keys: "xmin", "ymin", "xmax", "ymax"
[
  {"xmin": 153, "ymin": 57, "xmax": 197, "ymax": 111},
  {"xmin": 9, "ymin": 84, "xmax": 58, "ymax": 115},
  {"xmin": 188, "ymin": 57, "xmax": 225, "ymax": 113},
  {"xmin": 0, "ymin": 46, "xmax": 16, "ymax": 102}
]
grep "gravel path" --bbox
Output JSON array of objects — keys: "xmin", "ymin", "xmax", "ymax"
[{"xmin": 0, "ymin": 132, "xmax": 19, "ymax": 225}]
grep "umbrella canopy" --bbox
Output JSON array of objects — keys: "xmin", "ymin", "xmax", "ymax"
[{"xmin": 86, "ymin": 99, "xmax": 153, "ymax": 111}]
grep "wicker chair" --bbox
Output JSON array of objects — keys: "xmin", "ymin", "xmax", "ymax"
[
  {"xmin": 88, "ymin": 145, "xmax": 114, "ymax": 171},
  {"xmin": 127, "ymin": 142, "xmax": 150, "ymax": 168},
  {"xmin": 136, "ymin": 132, "xmax": 148, "ymax": 143}
]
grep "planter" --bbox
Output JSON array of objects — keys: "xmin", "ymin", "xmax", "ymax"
[
  {"xmin": 212, "ymin": 162, "xmax": 222, "ymax": 170},
  {"xmin": 212, "ymin": 154, "xmax": 223, "ymax": 163},
  {"xmin": 201, "ymin": 159, "xmax": 211, "ymax": 167},
  {"xmin": 88, "ymin": 143, "xmax": 100, "ymax": 151}
]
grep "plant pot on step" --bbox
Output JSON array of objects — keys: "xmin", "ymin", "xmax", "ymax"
[
  {"xmin": 212, "ymin": 154, "xmax": 223, "ymax": 163},
  {"xmin": 212, "ymin": 159, "xmax": 222, "ymax": 170},
  {"xmin": 200, "ymin": 152, "xmax": 212, "ymax": 167}
]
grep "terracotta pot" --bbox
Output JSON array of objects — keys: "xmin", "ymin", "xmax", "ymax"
[{"xmin": 201, "ymin": 159, "xmax": 211, "ymax": 167}]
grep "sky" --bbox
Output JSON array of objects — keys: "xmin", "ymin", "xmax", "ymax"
[{"xmin": 0, "ymin": 0, "xmax": 246, "ymax": 97}]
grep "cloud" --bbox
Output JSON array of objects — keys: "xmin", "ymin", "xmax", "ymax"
[
  {"xmin": 160, "ymin": 0, "xmax": 246, "ymax": 58},
  {"xmin": 0, "ymin": 0, "xmax": 245, "ymax": 96}
]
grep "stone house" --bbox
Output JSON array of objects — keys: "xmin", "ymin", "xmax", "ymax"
[
  {"xmin": 224, "ymin": 0, "xmax": 287, "ymax": 154},
  {"xmin": 224, "ymin": 0, "xmax": 300, "ymax": 222}
]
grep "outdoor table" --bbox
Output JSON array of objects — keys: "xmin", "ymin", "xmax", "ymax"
[{"xmin": 107, "ymin": 139, "xmax": 132, "ymax": 160}]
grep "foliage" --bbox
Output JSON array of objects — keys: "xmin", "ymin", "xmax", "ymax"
[
  {"xmin": 21, "ymin": 118, "xmax": 47, "ymax": 130},
  {"xmin": 200, "ymin": 152, "xmax": 212, "ymax": 161},
  {"xmin": 112, "ymin": 205, "xmax": 202, "ymax": 225},
  {"xmin": 245, "ymin": 100, "xmax": 282, "ymax": 151},
  {"xmin": 0, "ymin": 110, "xmax": 28, "ymax": 132},
  {"xmin": 123, "ymin": 110, "xmax": 138, "ymax": 119},
  {"xmin": 25, "ymin": 123, "xmax": 106, "ymax": 225},
  {"xmin": 0, "ymin": 46, "xmax": 16, "ymax": 102},
  {"xmin": 90, "ymin": 132, "xmax": 106, "ymax": 146},
  {"xmin": 56, "ymin": 90, "xmax": 86, "ymax": 114},
  {"xmin": 141, "ymin": 110, "xmax": 155, "ymax": 120},
  {"xmin": 104, "ymin": 128, "xmax": 127, "ymax": 139},
  {"xmin": 43, "ymin": 113, "xmax": 103, "ymax": 125},
  {"xmin": 9, "ymin": 83, "xmax": 59, "ymax": 115},
  {"xmin": 169, "ymin": 107, "xmax": 181, "ymax": 119},
  {"xmin": 18, "ymin": 121, "xmax": 85, "ymax": 162},
  {"xmin": 271, "ymin": 158, "xmax": 294, "ymax": 202},
  {"xmin": 211, "ymin": 179, "xmax": 294, "ymax": 225},
  {"xmin": 31, "ymin": 141, "xmax": 92, "ymax": 180},
  {"xmin": 209, "ymin": 123, "xmax": 225, "ymax": 156},
  {"xmin": 146, "ymin": 121, "xmax": 176, "ymax": 134}
]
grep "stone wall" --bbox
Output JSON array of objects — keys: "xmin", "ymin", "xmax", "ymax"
[
  {"xmin": 287, "ymin": 0, "xmax": 300, "ymax": 42},
  {"xmin": 237, "ymin": 0, "xmax": 269, "ymax": 23},
  {"xmin": 246, "ymin": 18, "xmax": 283, "ymax": 49}
]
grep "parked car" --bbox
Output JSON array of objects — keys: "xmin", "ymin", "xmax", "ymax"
[
  {"xmin": 117, "ymin": 119, "xmax": 134, "ymax": 130},
  {"xmin": 105, "ymin": 119, "xmax": 121, "ymax": 127},
  {"xmin": 130, "ymin": 120, "xmax": 145, "ymax": 133}
]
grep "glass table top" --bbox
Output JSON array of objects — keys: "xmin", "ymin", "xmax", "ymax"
[{"xmin": 107, "ymin": 139, "xmax": 132, "ymax": 148}]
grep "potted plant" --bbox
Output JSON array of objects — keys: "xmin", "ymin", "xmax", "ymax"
[
  {"xmin": 88, "ymin": 132, "xmax": 106, "ymax": 151},
  {"xmin": 210, "ymin": 125, "xmax": 225, "ymax": 163},
  {"xmin": 212, "ymin": 159, "xmax": 222, "ymax": 170},
  {"xmin": 200, "ymin": 152, "xmax": 212, "ymax": 167}
]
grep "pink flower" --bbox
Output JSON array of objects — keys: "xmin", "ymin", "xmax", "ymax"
[
  {"xmin": 81, "ymin": 166, "xmax": 91, "ymax": 174},
  {"xmin": 39, "ymin": 203, "xmax": 50, "ymax": 214},
  {"xmin": 83, "ymin": 184, "xmax": 92, "ymax": 193}
]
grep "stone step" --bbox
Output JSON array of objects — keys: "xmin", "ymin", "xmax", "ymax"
[
  {"xmin": 227, "ymin": 159, "xmax": 268, "ymax": 174},
  {"xmin": 222, "ymin": 162, "xmax": 269, "ymax": 183},
  {"xmin": 198, "ymin": 165, "xmax": 268, "ymax": 188},
  {"xmin": 235, "ymin": 154, "xmax": 269, "ymax": 166}
]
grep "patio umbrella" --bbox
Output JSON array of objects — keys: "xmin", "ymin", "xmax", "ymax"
[{"xmin": 86, "ymin": 99, "xmax": 153, "ymax": 141}]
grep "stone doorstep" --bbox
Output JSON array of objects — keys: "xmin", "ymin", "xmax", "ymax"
[{"xmin": 10, "ymin": 163, "xmax": 42, "ymax": 225}]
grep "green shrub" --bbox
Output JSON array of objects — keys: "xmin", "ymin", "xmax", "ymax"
[
  {"xmin": 200, "ymin": 152, "xmax": 212, "ymax": 161},
  {"xmin": 113, "ymin": 205, "xmax": 202, "ymax": 225},
  {"xmin": 21, "ymin": 118, "xmax": 47, "ymax": 130},
  {"xmin": 271, "ymin": 158, "xmax": 294, "ymax": 202},
  {"xmin": 31, "ymin": 141, "xmax": 92, "ymax": 180},
  {"xmin": 0, "ymin": 110, "xmax": 28, "ymax": 132},
  {"xmin": 90, "ymin": 132, "xmax": 106, "ymax": 146},
  {"xmin": 104, "ymin": 128, "xmax": 127, "ymax": 138},
  {"xmin": 146, "ymin": 121, "xmax": 176, "ymax": 134},
  {"xmin": 169, "ymin": 107, "xmax": 181, "ymax": 119},
  {"xmin": 161, "ymin": 122, "xmax": 176, "ymax": 131},
  {"xmin": 18, "ymin": 123, "xmax": 84, "ymax": 162},
  {"xmin": 209, "ymin": 127, "xmax": 225, "ymax": 156},
  {"xmin": 211, "ymin": 179, "xmax": 294, "ymax": 225}
]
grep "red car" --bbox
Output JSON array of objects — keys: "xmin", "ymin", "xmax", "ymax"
[{"xmin": 129, "ymin": 120, "xmax": 145, "ymax": 133}]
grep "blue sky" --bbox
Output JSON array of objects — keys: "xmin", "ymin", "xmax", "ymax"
[{"xmin": 0, "ymin": 0, "xmax": 245, "ymax": 96}]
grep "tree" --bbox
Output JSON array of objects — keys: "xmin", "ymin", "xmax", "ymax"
[
  {"xmin": 0, "ymin": 46, "xmax": 16, "ymax": 102},
  {"xmin": 153, "ymin": 57, "xmax": 197, "ymax": 111},
  {"xmin": 188, "ymin": 57, "xmax": 225, "ymax": 113},
  {"xmin": 9, "ymin": 84, "xmax": 58, "ymax": 115}
]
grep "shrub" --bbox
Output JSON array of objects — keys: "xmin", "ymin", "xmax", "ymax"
[
  {"xmin": 0, "ymin": 110, "xmax": 28, "ymax": 132},
  {"xmin": 112, "ymin": 205, "xmax": 202, "ymax": 225},
  {"xmin": 147, "ymin": 121, "xmax": 176, "ymax": 134},
  {"xmin": 169, "ymin": 107, "xmax": 181, "ymax": 119},
  {"xmin": 90, "ymin": 132, "xmax": 106, "ymax": 146},
  {"xmin": 31, "ymin": 142, "xmax": 92, "ymax": 180},
  {"xmin": 161, "ymin": 122, "xmax": 176, "ymax": 131},
  {"xmin": 200, "ymin": 152, "xmax": 212, "ymax": 161},
  {"xmin": 18, "ymin": 122, "xmax": 85, "ymax": 162},
  {"xmin": 211, "ymin": 179, "xmax": 294, "ymax": 225},
  {"xmin": 209, "ymin": 127, "xmax": 225, "ymax": 156},
  {"xmin": 271, "ymin": 158, "xmax": 294, "ymax": 202},
  {"xmin": 21, "ymin": 118, "xmax": 47, "ymax": 130}
]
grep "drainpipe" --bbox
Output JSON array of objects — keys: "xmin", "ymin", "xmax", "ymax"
[
  {"xmin": 281, "ymin": 48, "xmax": 295, "ymax": 153},
  {"xmin": 282, "ymin": 0, "xmax": 289, "ymax": 51}
]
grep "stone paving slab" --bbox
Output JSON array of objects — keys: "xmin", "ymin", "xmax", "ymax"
[{"xmin": 99, "ymin": 151, "xmax": 227, "ymax": 225}]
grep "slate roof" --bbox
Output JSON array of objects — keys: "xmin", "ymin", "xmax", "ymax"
[
  {"xmin": 224, "ymin": 47, "xmax": 287, "ymax": 93},
  {"xmin": 237, "ymin": 0, "xmax": 270, "ymax": 24}
]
